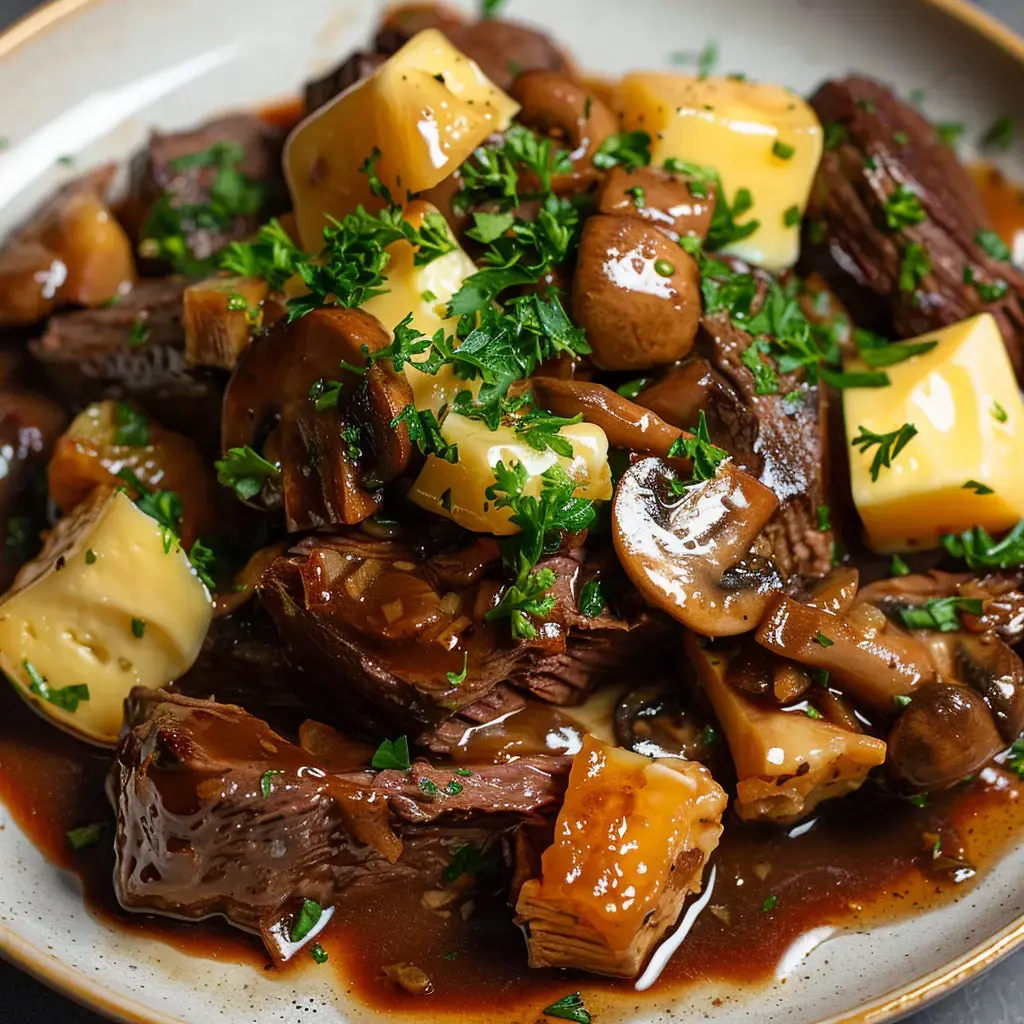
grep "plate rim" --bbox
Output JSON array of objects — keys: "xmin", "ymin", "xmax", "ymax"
[{"xmin": 0, "ymin": 0, "xmax": 1023, "ymax": 1021}]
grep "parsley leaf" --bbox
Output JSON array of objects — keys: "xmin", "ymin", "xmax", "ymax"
[
  {"xmin": 310, "ymin": 943, "xmax": 328, "ymax": 964},
  {"xmin": 665, "ymin": 159, "xmax": 760, "ymax": 250},
  {"xmin": 963, "ymin": 479, "xmax": 995, "ymax": 495},
  {"xmin": 975, "ymin": 229, "xmax": 1012, "ymax": 263},
  {"xmin": 593, "ymin": 130, "xmax": 652, "ymax": 171},
  {"xmin": 881, "ymin": 185, "xmax": 926, "ymax": 231},
  {"xmin": 484, "ymin": 462, "xmax": 596, "ymax": 639},
  {"xmin": 858, "ymin": 338, "xmax": 937, "ymax": 367},
  {"xmin": 446, "ymin": 652, "xmax": 469, "ymax": 687},
  {"xmin": 289, "ymin": 899, "xmax": 323, "ymax": 943},
  {"xmin": 666, "ymin": 410, "xmax": 730, "ymax": 483},
  {"xmin": 890, "ymin": 553, "xmax": 911, "ymax": 577},
  {"xmin": 23, "ymin": 659, "xmax": 89, "ymax": 713},
  {"xmin": 392, "ymin": 404, "xmax": 459, "ymax": 463},
  {"xmin": 981, "ymin": 114, "xmax": 1014, "ymax": 151},
  {"xmin": 851, "ymin": 422, "xmax": 918, "ymax": 481},
  {"xmin": 543, "ymin": 993, "xmax": 591, "ymax": 1024},
  {"xmin": 941, "ymin": 519, "xmax": 1024, "ymax": 570},
  {"xmin": 740, "ymin": 339, "xmax": 780, "ymax": 394},
  {"xmin": 372, "ymin": 736, "xmax": 411, "ymax": 771},
  {"xmin": 935, "ymin": 121, "xmax": 965, "ymax": 146},
  {"xmin": 819, "ymin": 367, "xmax": 891, "ymax": 389},
  {"xmin": 964, "ymin": 265, "xmax": 1009, "ymax": 302},
  {"xmin": 899, "ymin": 242, "xmax": 931, "ymax": 292},
  {"xmin": 899, "ymin": 597, "xmax": 983, "ymax": 632},
  {"xmin": 578, "ymin": 579, "xmax": 606, "ymax": 619},
  {"xmin": 66, "ymin": 824, "xmax": 103, "ymax": 851},
  {"xmin": 260, "ymin": 769, "xmax": 284, "ymax": 799},
  {"xmin": 114, "ymin": 402, "xmax": 150, "ymax": 447},
  {"xmin": 215, "ymin": 446, "xmax": 281, "ymax": 500}
]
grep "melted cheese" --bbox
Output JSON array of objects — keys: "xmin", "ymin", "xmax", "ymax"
[
  {"xmin": 844, "ymin": 313, "xmax": 1024, "ymax": 552},
  {"xmin": 0, "ymin": 489, "xmax": 212, "ymax": 745},
  {"xmin": 285, "ymin": 29, "xmax": 519, "ymax": 249},
  {"xmin": 618, "ymin": 73, "xmax": 823, "ymax": 270}
]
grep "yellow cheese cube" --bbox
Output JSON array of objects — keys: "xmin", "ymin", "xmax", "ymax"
[
  {"xmin": 0, "ymin": 489, "xmax": 211, "ymax": 745},
  {"xmin": 618, "ymin": 73, "xmax": 823, "ymax": 270},
  {"xmin": 285, "ymin": 29, "xmax": 520, "ymax": 250},
  {"xmin": 844, "ymin": 313, "xmax": 1024, "ymax": 552},
  {"xmin": 408, "ymin": 412, "xmax": 613, "ymax": 535}
]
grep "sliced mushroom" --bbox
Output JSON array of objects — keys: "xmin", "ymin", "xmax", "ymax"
[
  {"xmin": 597, "ymin": 166, "xmax": 716, "ymax": 243},
  {"xmin": 953, "ymin": 633, "xmax": 1024, "ymax": 742},
  {"xmin": 509, "ymin": 70, "xmax": 618, "ymax": 193},
  {"xmin": 687, "ymin": 633, "xmax": 887, "ymax": 822},
  {"xmin": 756, "ymin": 594, "xmax": 936, "ymax": 712},
  {"xmin": 613, "ymin": 456, "xmax": 781, "ymax": 636},
  {"xmin": 529, "ymin": 377, "xmax": 683, "ymax": 456},
  {"xmin": 573, "ymin": 215, "xmax": 702, "ymax": 371},
  {"xmin": 887, "ymin": 682, "xmax": 1004, "ymax": 791},
  {"xmin": 725, "ymin": 640, "xmax": 812, "ymax": 704},
  {"xmin": 222, "ymin": 307, "xmax": 413, "ymax": 531},
  {"xmin": 805, "ymin": 567, "xmax": 860, "ymax": 616}
]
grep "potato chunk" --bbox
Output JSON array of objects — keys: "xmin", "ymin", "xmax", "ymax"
[
  {"xmin": 515, "ymin": 735, "xmax": 725, "ymax": 977},
  {"xmin": 687, "ymin": 634, "xmax": 886, "ymax": 822},
  {"xmin": 285, "ymin": 29, "xmax": 520, "ymax": 249},
  {"xmin": 619, "ymin": 74, "xmax": 823, "ymax": 270},
  {"xmin": 844, "ymin": 313, "xmax": 1024, "ymax": 553},
  {"xmin": 183, "ymin": 275, "xmax": 269, "ymax": 370},
  {"xmin": 0, "ymin": 489, "xmax": 212, "ymax": 745}
]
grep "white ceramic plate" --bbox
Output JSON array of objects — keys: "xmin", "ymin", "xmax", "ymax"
[{"xmin": 2, "ymin": 1, "xmax": 1024, "ymax": 1022}]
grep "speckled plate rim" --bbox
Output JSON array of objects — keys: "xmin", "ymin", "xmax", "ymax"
[{"xmin": 0, "ymin": 0, "xmax": 1022, "ymax": 1021}]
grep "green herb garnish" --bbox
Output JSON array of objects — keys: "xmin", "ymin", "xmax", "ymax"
[
  {"xmin": 372, "ymin": 736, "xmax": 411, "ymax": 771},
  {"xmin": 851, "ymin": 422, "xmax": 918, "ymax": 481}
]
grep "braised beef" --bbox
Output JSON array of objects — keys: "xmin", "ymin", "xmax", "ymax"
[
  {"xmin": 111, "ymin": 688, "xmax": 567, "ymax": 959},
  {"xmin": 124, "ymin": 114, "xmax": 285, "ymax": 267},
  {"xmin": 804, "ymin": 76, "xmax": 1024, "ymax": 380},
  {"xmin": 28, "ymin": 277, "xmax": 222, "ymax": 439},
  {"xmin": 695, "ymin": 311, "xmax": 832, "ymax": 578}
]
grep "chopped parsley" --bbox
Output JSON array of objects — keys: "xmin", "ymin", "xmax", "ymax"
[
  {"xmin": 819, "ymin": 367, "xmax": 890, "ymax": 389},
  {"xmin": 446, "ymin": 653, "xmax": 469, "ymax": 687},
  {"xmin": 899, "ymin": 597, "xmax": 984, "ymax": 632},
  {"xmin": 215, "ymin": 446, "xmax": 281, "ymax": 500},
  {"xmin": 653, "ymin": 258, "xmax": 675, "ymax": 277},
  {"xmin": 935, "ymin": 121, "xmax": 966, "ymax": 146},
  {"xmin": 419, "ymin": 778, "xmax": 439, "ymax": 797},
  {"xmin": 593, "ymin": 130, "xmax": 652, "ymax": 171},
  {"xmin": 66, "ymin": 824, "xmax": 103, "ymax": 851},
  {"xmin": 392, "ymin": 405, "xmax": 459, "ymax": 463},
  {"xmin": 762, "ymin": 894, "xmax": 778, "ymax": 912},
  {"xmin": 963, "ymin": 265, "xmax": 1009, "ymax": 302},
  {"xmin": 783, "ymin": 204, "xmax": 801, "ymax": 228},
  {"xmin": 260, "ymin": 769, "xmax": 284, "ymax": 799},
  {"xmin": 23, "ymin": 660, "xmax": 89, "ymax": 713},
  {"xmin": 813, "ymin": 631, "xmax": 834, "ymax": 648},
  {"xmin": 823, "ymin": 122, "xmax": 847, "ymax": 150},
  {"xmin": 289, "ymin": 899, "xmax": 323, "ymax": 943},
  {"xmin": 626, "ymin": 184, "xmax": 646, "ymax": 208},
  {"xmin": 857, "ymin": 338, "xmax": 937, "ymax": 367},
  {"xmin": 816, "ymin": 505, "xmax": 831, "ymax": 531},
  {"xmin": 941, "ymin": 519, "xmax": 1024, "ymax": 570},
  {"xmin": 893, "ymin": 694, "xmax": 913, "ymax": 709},
  {"xmin": 128, "ymin": 317, "xmax": 149, "ymax": 348},
  {"xmin": 1007, "ymin": 740, "xmax": 1024, "ymax": 780},
  {"xmin": 372, "ymin": 736, "xmax": 411, "ymax": 771},
  {"xmin": 480, "ymin": 0, "xmax": 505, "ymax": 17},
  {"xmin": 310, "ymin": 943, "xmax": 328, "ymax": 964},
  {"xmin": 890, "ymin": 554, "xmax": 911, "ymax": 577},
  {"xmin": 805, "ymin": 706, "xmax": 824, "ymax": 719},
  {"xmin": 666, "ymin": 410, "xmax": 730, "ymax": 483},
  {"xmin": 772, "ymin": 140, "xmax": 795, "ymax": 160},
  {"xmin": 663, "ymin": 159, "xmax": 760, "ymax": 250},
  {"xmin": 981, "ymin": 114, "xmax": 1014, "ymax": 151},
  {"xmin": 131, "ymin": 617, "xmax": 146, "ymax": 638},
  {"xmin": 740, "ymin": 338, "xmax": 780, "ymax": 395},
  {"xmin": 113, "ymin": 402, "xmax": 150, "ymax": 447},
  {"xmin": 991, "ymin": 400, "xmax": 1009, "ymax": 424},
  {"xmin": 851, "ymin": 422, "xmax": 918, "ymax": 481},
  {"xmin": 455, "ymin": 767, "xmax": 473, "ymax": 777},
  {"xmin": 578, "ymin": 579, "xmax": 606, "ymax": 619},
  {"xmin": 543, "ymin": 993, "xmax": 591, "ymax": 1024},
  {"xmin": 899, "ymin": 242, "xmax": 931, "ymax": 292},
  {"xmin": 963, "ymin": 479, "xmax": 994, "ymax": 495},
  {"xmin": 975, "ymin": 230, "xmax": 1012, "ymax": 263},
  {"xmin": 442, "ymin": 842, "xmax": 500, "ymax": 884},
  {"xmin": 617, "ymin": 377, "xmax": 650, "ymax": 400},
  {"xmin": 881, "ymin": 185, "xmax": 926, "ymax": 231},
  {"xmin": 85, "ymin": 549, "xmax": 97, "ymax": 564},
  {"xmin": 484, "ymin": 462, "xmax": 596, "ymax": 639}
]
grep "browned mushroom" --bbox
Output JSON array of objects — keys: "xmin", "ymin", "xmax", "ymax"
[
  {"xmin": 613, "ymin": 456, "xmax": 781, "ymax": 636},
  {"xmin": 756, "ymin": 594, "xmax": 936, "ymax": 712},
  {"xmin": 597, "ymin": 166, "xmax": 716, "ymax": 243},
  {"xmin": 529, "ymin": 377, "xmax": 683, "ymax": 456},
  {"xmin": 613, "ymin": 679, "xmax": 719, "ymax": 761},
  {"xmin": 510, "ymin": 70, "xmax": 618, "ymax": 193},
  {"xmin": 573, "ymin": 215, "xmax": 702, "ymax": 370},
  {"xmin": 725, "ymin": 641, "xmax": 813, "ymax": 704},
  {"xmin": 222, "ymin": 307, "xmax": 413, "ymax": 530},
  {"xmin": 953, "ymin": 633, "xmax": 1024, "ymax": 742},
  {"xmin": 887, "ymin": 683, "xmax": 1004, "ymax": 791}
]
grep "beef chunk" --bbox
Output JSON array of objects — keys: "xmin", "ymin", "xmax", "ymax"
[
  {"xmin": 304, "ymin": 51, "xmax": 386, "ymax": 115},
  {"xmin": 419, "ymin": 683, "xmax": 527, "ymax": 754},
  {"xmin": 508, "ymin": 548, "xmax": 676, "ymax": 705},
  {"xmin": 28, "ymin": 277, "xmax": 221, "ymax": 439},
  {"xmin": 804, "ymin": 76, "xmax": 1024, "ymax": 380},
  {"xmin": 124, "ymin": 114, "xmax": 285, "ymax": 267},
  {"xmin": 111, "ymin": 688, "xmax": 566, "ymax": 960},
  {"xmin": 258, "ymin": 533, "xmax": 521, "ymax": 733}
]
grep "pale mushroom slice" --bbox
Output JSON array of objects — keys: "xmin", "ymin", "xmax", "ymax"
[
  {"xmin": 0, "ymin": 487, "xmax": 212, "ymax": 745},
  {"xmin": 515, "ymin": 734, "xmax": 725, "ymax": 978},
  {"xmin": 686, "ymin": 633, "xmax": 886, "ymax": 823},
  {"xmin": 613, "ymin": 455, "xmax": 782, "ymax": 636}
]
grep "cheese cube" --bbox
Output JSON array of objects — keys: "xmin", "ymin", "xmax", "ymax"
[
  {"xmin": 285, "ymin": 29, "xmax": 520, "ymax": 249},
  {"xmin": 618, "ymin": 74, "xmax": 823, "ymax": 270},
  {"xmin": 408, "ymin": 412, "xmax": 613, "ymax": 535},
  {"xmin": 844, "ymin": 313, "xmax": 1024, "ymax": 552}
]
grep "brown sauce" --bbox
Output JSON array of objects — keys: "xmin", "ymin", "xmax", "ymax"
[{"xmin": 1, "ymin": 675, "xmax": 1021, "ymax": 1020}]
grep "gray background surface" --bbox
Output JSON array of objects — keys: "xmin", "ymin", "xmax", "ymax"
[{"xmin": 0, "ymin": 0, "xmax": 1023, "ymax": 1021}]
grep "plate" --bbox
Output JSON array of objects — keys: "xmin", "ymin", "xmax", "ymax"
[{"xmin": 0, "ymin": 1, "xmax": 1023, "ymax": 1022}]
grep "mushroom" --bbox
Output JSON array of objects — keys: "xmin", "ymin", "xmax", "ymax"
[
  {"xmin": 756, "ymin": 593, "xmax": 936, "ymax": 712},
  {"xmin": 613, "ymin": 456, "xmax": 781, "ymax": 636},
  {"xmin": 529, "ymin": 377, "xmax": 684, "ymax": 456},
  {"xmin": 953, "ymin": 633, "xmax": 1024, "ymax": 742},
  {"xmin": 725, "ymin": 640, "xmax": 813, "ymax": 704},
  {"xmin": 597, "ymin": 166, "xmax": 717, "ymax": 243},
  {"xmin": 686, "ymin": 632, "xmax": 887, "ymax": 823},
  {"xmin": 222, "ymin": 307, "xmax": 413, "ymax": 531},
  {"xmin": 573, "ymin": 215, "xmax": 702, "ymax": 370},
  {"xmin": 509, "ymin": 70, "xmax": 618, "ymax": 193},
  {"xmin": 613, "ymin": 680, "xmax": 719, "ymax": 761},
  {"xmin": 887, "ymin": 682, "xmax": 1004, "ymax": 791}
]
